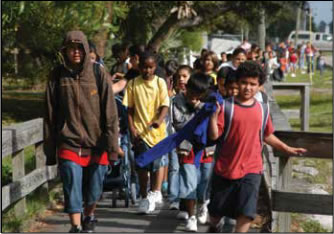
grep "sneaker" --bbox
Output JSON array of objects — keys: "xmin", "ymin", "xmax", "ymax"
[
  {"xmin": 197, "ymin": 201, "xmax": 209, "ymax": 224},
  {"xmin": 82, "ymin": 216, "xmax": 97, "ymax": 233},
  {"xmin": 176, "ymin": 211, "xmax": 189, "ymax": 220},
  {"xmin": 138, "ymin": 198, "xmax": 152, "ymax": 214},
  {"xmin": 169, "ymin": 201, "xmax": 180, "ymax": 210},
  {"xmin": 186, "ymin": 216, "xmax": 198, "ymax": 232},
  {"xmin": 69, "ymin": 225, "xmax": 81, "ymax": 233},
  {"xmin": 147, "ymin": 190, "xmax": 163, "ymax": 205},
  {"xmin": 291, "ymin": 73, "xmax": 296, "ymax": 77}
]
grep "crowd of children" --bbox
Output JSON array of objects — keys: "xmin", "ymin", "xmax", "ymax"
[{"xmin": 47, "ymin": 30, "xmax": 307, "ymax": 233}]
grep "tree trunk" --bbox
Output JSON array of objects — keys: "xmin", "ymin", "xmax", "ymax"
[
  {"xmin": 295, "ymin": 6, "xmax": 301, "ymax": 46},
  {"xmin": 93, "ymin": 2, "xmax": 113, "ymax": 58},
  {"xmin": 257, "ymin": 7, "xmax": 266, "ymax": 50},
  {"xmin": 147, "ymin": 12, "xmax": 179, "ymax": 52}
]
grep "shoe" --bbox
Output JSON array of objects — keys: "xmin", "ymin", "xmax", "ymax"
[
  {"xmin": 186, "ymin": 216, "xmax": 198, "ymax": 232},
  {"xmin": 147, "ymin": 190, "xmax": 163, "ymax": 205},
  {"xmin": 69, "ymin": 225, "xmax": 81, "ymax": 233},
  {"xmin": 82, "ymin": 216, "xmax": 97, "ymax": 233},
  {"xmin": 197, "ymin": 204, "xmax": 208, "ymax": 224},
  {"xmin": 176, "ymin": 211, "xmax": 189, "ymax": 220},
  {"xmin": 169, "ymin": 201, "xmax": 180, "ymax": 210},
  {"xmin": 291, "ymin": 73, "xmax": 296, "ymax": 77},
  {"xmin": 138, "ymin": 198, "xmax": 152, "ymax": 214}
]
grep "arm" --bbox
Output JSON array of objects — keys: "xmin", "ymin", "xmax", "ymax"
[
  {"xmin": 43, "ymin": 71, "xmax": 58, "ymax": 165},
  {"xmin": 264, "ymin": 133, "xmax": 307, "ymax": 155},
  {"xmin": 112, "ymin": 79, "xmax": 127, "ymax": 94},
  {"xmin": 151, "ymin": 106, "xmax": 169, "ymax": 128},
  {"xmin": 208, "ymin": 101, "xmax": 221, "ymax": 141},
  {"xmin": 128, "ymin": 107, "xmax": 138, "ymax": 142}
]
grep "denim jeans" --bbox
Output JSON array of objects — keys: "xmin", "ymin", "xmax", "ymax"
[
  {"xmin": 59, "ymin": 160, "xmax": 108, "ymax": 213},
  {"xmin": 168, "ymin": 148, "xmax": 180, "ymax": 202},
  {"xmin": 196, "ymin": 162, "xmax": 214, "ymax": 201}
]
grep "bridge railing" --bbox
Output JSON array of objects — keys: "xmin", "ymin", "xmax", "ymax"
[
  {"xmin": 270, "ymin": 131, "xmax": 333, "ymax": 232},
  {"xmin": 2, "ymin": 118, "xmax": 58, "ymax": 217}
]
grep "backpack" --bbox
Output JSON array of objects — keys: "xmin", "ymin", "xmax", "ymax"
[{"xmin": 215, "ymin": 96, "xmax": 270, "ymax": 154}]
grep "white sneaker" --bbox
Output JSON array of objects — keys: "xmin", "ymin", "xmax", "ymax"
[
  {"xmin": 169, "ymin": 201, "xmax": 180, "ymax": 210},
  {"xmin": 197, "ymin": 203, "xmax": 208, "ymax": 224},
  {"xmin": 154, "ymin": 191, "xmax": 163, "ymax": 204},
  {"xmin": 291, "ymin": 73, "xmax": 296, "ymax": 77},
  {"xmin": 176, "ymin": 211, "xmax": 189, "ymax": 220},
  {"xmin": 137, "ymin": 198, "xmax": 151, "ymax": 214},
  {"xmin": 186, "ymin": 216, "xmax": 198, "ymax": 232}
]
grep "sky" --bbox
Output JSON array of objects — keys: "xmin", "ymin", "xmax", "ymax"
[{"xmin": 308, "ymin": 1, "xmax": 333, "ymax": 25}]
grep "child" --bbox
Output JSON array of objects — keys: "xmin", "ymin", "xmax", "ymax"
[
  {"xmin": 167, "ymin": 65, "xmax": 193, "ymax": 210},
  {"xmin": 317, "ymin": 51, "xmax": 326, "ymax": 76},
  {"xmin": 202, "ymin": 51, "xmax": 219, "ymax": 85},
  {"xmin": 289, "ymin": 48, "xmax": 298, "ymax": 77},
  {"xmin": 224, "ymin": 75, "xmax": 239, "ymax": 97},
  {"xmin": 122, "ymin": 51, "xmax": 170, "ymax": 214},
  {"xmin": 172, "ymin": 73, "xmax": 215, "ymax": 232},
  {"xmin": 44, "ymin": 31, "xmax": 119, "ymax": 233},
  {"xmin": 208, "ymin": 61, "xmax": 307, "ymax": 233}
]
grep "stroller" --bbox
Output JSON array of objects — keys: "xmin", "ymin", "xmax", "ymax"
[{"xmin": 103, "ymin": 96, "xmax": 136, "ymax": 208}]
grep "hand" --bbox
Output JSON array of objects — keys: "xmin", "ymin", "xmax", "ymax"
[
  {"xmin": 212, "ymin": 101, "xmax": 221, "ymax": 118},
  {"xmin": 286, "ymin": 146, "xmax": 307, "ymax": 156},
  {"xmin": 177, "ymin": 150, "xmax": 189, "ymax": 157},
  {"xmin": 150, "ymin": 120, "xmax": 162, "ymax": 129},
  {"xmin": 130, "ymin": 127, "xmax": 139, "ymax": 142},
  {"xmin": 206, "ymin": 151, "xmax": 215, "ymax": 157},
  {"xmin": 118, "ymin": 147, "xmax": 125, "ymax": 158},
  {"xmin": 108, "ymin": 151, "xmax": 118, "ymax": 161}
]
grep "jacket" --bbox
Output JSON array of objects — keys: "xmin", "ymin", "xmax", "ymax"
[{"xmin": 44, "ymin": 31, "xmax": 119, "ymax": 165}]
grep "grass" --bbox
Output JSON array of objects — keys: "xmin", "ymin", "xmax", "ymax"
[{"xmin": 291, "ymin": 213, "xmax": 331, "ymax": 233}]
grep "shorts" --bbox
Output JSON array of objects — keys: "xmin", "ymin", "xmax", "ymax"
[
  {"xmin": 133, "ymin": 139, "xmax": 162, "ymax": 172},
  {"xmin": 179, "ymin": 164, "xmax": 197, "ymax": 199},
  {"xmin": 59, "ymin": 159, "xmax": 108, "ymax": 214},
  {"xmin": 208, "ymin": 173, "xmax": 261, "ymax": 220},
  {"xmin": 160, "ymin": 154, "xmax": 169, "ymax": 167}
]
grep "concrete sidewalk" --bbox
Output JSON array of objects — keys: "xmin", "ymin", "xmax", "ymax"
[{"xmin": 36, "ymin": 192, "xmax": 260, "ymax": 233}]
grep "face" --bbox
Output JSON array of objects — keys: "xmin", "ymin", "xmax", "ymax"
[
  {"xmin": 226, "ymin": 82, "xmax": 239, "ymax": 97},
  {"xmin": 237, "ymin": 77, "xmax": 260, "ymax": 101},
  {"xmin": 89, "ymin": 52, "xmax": 97, "ymax": 63},
  {"xmin": 185, "ymin": 88, "xmax": 202, "ymax": 107},
  {"xmin": 139, "ymin": 58, "xmax": 156, "ymax": 79},
  {"xmin": 130, "ymin": 55, "xmax": 139, "ymax": 68},
  {"xmin": 232, "ymin": 53, "xmax": 246, "ymax": 68},
  {"xmin": 204, "ymin": 56, "xmax": 214, "ymax": 72},
  {"xmin": 66, "ymin": 43, "xmax": 85, "ymax": 65},
  {"xmin": 176, "ymin": 69, "xmax": 191, "ymax": 92},
  {"xmin": 217, "ymin": 78, "xmax": 226, "ymax": 96},
  {"xmin": 221, "ymin": 53, "xmax": 227, "ymax": 62}
]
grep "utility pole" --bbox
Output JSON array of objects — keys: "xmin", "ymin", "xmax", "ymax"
[{"xmin": 258, "ymin": 7, "xmax": 266, "ymax": 50}]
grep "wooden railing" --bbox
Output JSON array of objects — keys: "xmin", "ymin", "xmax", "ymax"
[
  {"xmin": 2, "ymin": 118, "xmax": 58, "ymax": 216},
  {"xmin": 272, "ymin": 82, "xmax": 311, "ymax": 131}
]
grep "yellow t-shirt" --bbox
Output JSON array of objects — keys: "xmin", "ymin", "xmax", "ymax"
[{"xmin": 123, "ymin": 75, "xmax": 170, "ymax": 147}]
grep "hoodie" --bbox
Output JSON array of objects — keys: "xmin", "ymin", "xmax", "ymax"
[{"xmin": 44, "ymin": 31, "xmax": 119, "ymax": 165}]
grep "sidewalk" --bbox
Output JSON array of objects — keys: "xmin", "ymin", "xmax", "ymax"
[{"xmin": 36, "ymin": 192, "xmax": 260, "ymax": 233}]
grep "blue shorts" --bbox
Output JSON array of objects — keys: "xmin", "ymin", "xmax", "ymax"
[
  {"xmin": 59, "ymin": 159, "xmax": 108, "ymax": 214},
  {"xmin": 133, "ymin": 139, "xmax": 162, "ymax": 172},
  {"xmin": 208, "ymin": 173, "xmax": 261, "ymax": 220},
  {"xmin": 179, "ymin": 164, "xmax": 197, "ymax": 199}
]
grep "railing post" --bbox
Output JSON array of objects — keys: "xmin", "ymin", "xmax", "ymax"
[
  {"xmin": 35, "ymin": 142, "xmax": 49, "ymax": 193},
  {"xmin": 300, "ymin": 85, "xmax": 310, "ymax": 131},
  {"xmin": 12, "ymin": 149, "xmax": 27, "ymax": 217},
  {"xmin": 277, "ymin": 155, "xmax": 292, "ymax": 232}
]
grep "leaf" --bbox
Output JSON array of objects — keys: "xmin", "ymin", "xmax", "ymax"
[{"xmin": 18, "ymin": 1, "xmax": 25, "ymax": 15}]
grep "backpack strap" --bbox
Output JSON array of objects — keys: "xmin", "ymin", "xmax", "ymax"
[
  {"xmin": 222, "ymin": 96, "xmax": 234, "ymax": 142},
  {"xmin": 259, "ymin": 92, "xmax": 270, "ymax": 145}
]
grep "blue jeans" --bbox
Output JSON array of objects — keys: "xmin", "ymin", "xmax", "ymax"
[
  {"xmin": 197, "ymin": 162, "xmax": 214, "ymax": 201},
  {"xmin": 59, "ymin": 160, "xmax": 108, "ymax": 214},
  {"xmin": 168, "ymin": 149, "xmax": 180, "ymax": 203}
]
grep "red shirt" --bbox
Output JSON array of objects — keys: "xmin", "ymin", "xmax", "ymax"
[
  {"xmin": 180, "ymin": 148, "xmax": 213, "ymax": 164},
  {"xmin": 215, "ymin": 100, "xmax": 274, "ymax": 179},
  {"xmin": 58, "ymin": 148, "xmax": 109, "ymax": 167},
  {"xmin": 290, "ymin": 53, "xmax": 298, "ymax": 63}
]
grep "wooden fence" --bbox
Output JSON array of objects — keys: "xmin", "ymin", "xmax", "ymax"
[{"xmin": 2, "ymin": 118, "xmax": 57, "ymax": 216}]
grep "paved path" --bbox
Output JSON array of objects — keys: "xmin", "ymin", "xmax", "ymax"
[{"xmin": 36, "ymin": 192, "xmax": 260, "ymax": 233}]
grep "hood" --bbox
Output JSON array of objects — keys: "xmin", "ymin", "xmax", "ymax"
[{"xmin": 60, "ymin": 31, "xmax": 90, "ymax": 72}]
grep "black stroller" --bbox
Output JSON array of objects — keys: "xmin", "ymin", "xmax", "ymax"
[{"xmin": 103, "ymin": 96, "xmax": 136, "ymax": 208}]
